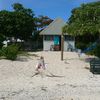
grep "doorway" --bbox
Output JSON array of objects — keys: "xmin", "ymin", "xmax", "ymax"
[{"xmin": 54, "ymin": 35, "xmax": 61, "ymax": 51}]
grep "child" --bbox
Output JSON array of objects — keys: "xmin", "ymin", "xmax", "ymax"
[
  {"xmin": 35, "ymin": 56, "xmax": 46, "ymax": 77},
  {"xmin": 78, "ymin": 49, "xmax": 81, "ymax": 58}
]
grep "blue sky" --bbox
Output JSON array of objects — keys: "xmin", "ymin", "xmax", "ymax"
[{"xmin": 0, "ymin": 0, "xmax": 99, "ymax": 21}]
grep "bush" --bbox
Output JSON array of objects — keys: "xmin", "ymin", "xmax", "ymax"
[
  {"xmin": 0, "ymin": 49, "xmax": 2, "ymax": 57},
  {"xmin": 0, "ymin": 34, "xmax": 5, "ymax": 49},
  {"xmin": 2, "ymin": 44, "xmax": 19, "ymax": 60},
  {"xmin": 94, "ymin": 44, "xmax": 100, "ymax": 58},
  {"xmin": 87, "ymin": 44, "xmax": 100, "ymax": 58},
  {"xmin": 0, "ymin": 43, "xmax": 3, "ymax": 49},
  {"xmin": 76, "ymin": 42, "xmax": 87, "ymax": 50}
]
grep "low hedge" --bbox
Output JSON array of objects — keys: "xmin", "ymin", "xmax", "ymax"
[{"xmin": 1, "ymin": 44, "xmax": 20, "ymax": 60}]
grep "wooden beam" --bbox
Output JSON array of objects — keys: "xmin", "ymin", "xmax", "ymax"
[{"xmin": 61, "ymin": 34, "xmax": 64, "ymax": 61}]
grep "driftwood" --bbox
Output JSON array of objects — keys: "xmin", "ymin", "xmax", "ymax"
[
  {"xmin": 46, "ymin": 75, "xmax": 64, "ymax": 77},
  {"xmin": 46, "ymin": 70, "xmax": 64, "ymax": 77}
]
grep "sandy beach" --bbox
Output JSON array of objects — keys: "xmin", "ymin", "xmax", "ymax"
[{"xmin": 0, "ymin": 51, "xmax": 100, "ymax": 100}]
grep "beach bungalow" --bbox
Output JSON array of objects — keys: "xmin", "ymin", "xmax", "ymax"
[{"xmin": 40, "ymin": 18, "xmax": 75, "ymax": 51}]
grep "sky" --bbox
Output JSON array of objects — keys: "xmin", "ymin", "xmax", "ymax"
[{"xmin": 0, "ymin": 0, "xmax": 99, "ymax": 21}]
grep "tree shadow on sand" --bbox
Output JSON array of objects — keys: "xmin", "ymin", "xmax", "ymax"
[
  {"xmin": 16, "ymin": 53, "xmax": 39, "ymax": 62},
  {"xmin": 84, "ymin": 57, "xmax": 99, "ymax": 63},
  {"xmin": 16, "ymin": 56, "xmax": 29, "ymax": 62}
]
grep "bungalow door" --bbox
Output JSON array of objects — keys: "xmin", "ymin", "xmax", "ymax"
[{"xmin": 54, "ymin": 36, "xmax": 60, "ymax": 50}]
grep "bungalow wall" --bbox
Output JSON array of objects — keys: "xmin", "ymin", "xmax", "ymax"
[
  {"xmin": 43, "ymin": 35, "xmax": 54, "ymax": 51},
  {"xmin": 64, "ymin": 35, "xmax": 75, "ymax": 51},
  {"xmin": 43, "ymin": 35, "xmax": 75, "ymax": 51}
]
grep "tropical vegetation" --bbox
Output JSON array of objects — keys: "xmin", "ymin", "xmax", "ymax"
[
  {"xmin": 63, "ymin": 1, "xmax": 100, "ymax": 57},
  {"xmin": 0, "ymin": 3, "xmax": 53, "ymax": 60}
]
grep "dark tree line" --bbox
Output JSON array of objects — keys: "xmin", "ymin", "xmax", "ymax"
[
  {"xmin": 63, "ymin": 1, "xmax": 100, "ymax": 49},
  {"xmin": 63, "ymin": 1, "xmax": 100, "ymax": 37},
  {"xmin": 0, "ymin": 3, "xmax": 53, "ymax": 43}
]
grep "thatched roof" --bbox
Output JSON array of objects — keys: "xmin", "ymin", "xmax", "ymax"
[{"xmin": 40, "ymin": 18, "xmax": 68, "ymax": 35}]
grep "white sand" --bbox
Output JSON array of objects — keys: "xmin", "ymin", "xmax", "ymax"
[{"xmin": 0, "ymin": 51, "xmax": 100, "ymax": 100}]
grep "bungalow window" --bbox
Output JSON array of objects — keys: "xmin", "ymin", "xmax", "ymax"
[
  {"xmin": 64, "ymin": 35, "xmax": 74, "ymax": 41},
  {"xmin": 44, "ymin": 35, "xmax": 53, "ymax": 41}
]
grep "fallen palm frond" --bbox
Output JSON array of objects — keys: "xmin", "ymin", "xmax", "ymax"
[
  {"xmin": 46, "ymin": 70, "xmax": 65, "ymax": 77},
  {"xmin": 46, "ymin": 74, "xmax": 64, "ymax": 77}
]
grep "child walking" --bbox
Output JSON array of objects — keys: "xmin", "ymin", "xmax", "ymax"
[{"xmin": 35, "ymin": 56, "xmax": 46, "ymax": 77}]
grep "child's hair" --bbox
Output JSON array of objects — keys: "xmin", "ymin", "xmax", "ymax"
[{"xmin": 40, "ymin": 56, "xmax": 44, "ymax": 59}]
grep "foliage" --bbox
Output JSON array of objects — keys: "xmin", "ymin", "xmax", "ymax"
[
  {"xmin": 63, "ymin": 1, "xmax": 100, "ymax": 36},
  {"xmin": 12, "ymin": 3, "xmax": 34, "ymax": 17},
  {"xmin": 94, "ymin": 44, "xmax": 100, "ymax": 58},
  {"xmin": 0, "ymin": 50, "xmax": 2, "ymax": 57},
  {"xmin": 63, "ymin": 1, "xmax": 100, "ymax": 58},
  {"xmin": 0, "ymin": 3, "xmax": 53, "ymax": 46},
  {"xmin": 0, "ymin": 3, "xmax": 53, "ymax": 51},
  {"xmin": 0, "ymin": 3, "xmax": 36, "ymax": 41},
  {"xmin": 0, "ymin": 34, "xmax": 5, "ymax": 48},
  {"xmin": 32, "ymin": 16, "xmax": 53, "ymax": 41},
  {"xmin": 1, "ymin": 44, "xmax": 19, "ymax": 60},
  {"xmin": 36, "ymin": 15, "xmax": 53, "ymax": 30},
  {"xmin": 0, "ymin": 10, "xmax": 16, "ymax": 37},
  {"xmin": 75, "ymin": 34, "xmax": 98, "ymax": 50},
  {"xmin": 87, "ymin": 43, "xmax": 100, "ymax": 58},
  {"xmin": 76, "ymin": 42, "xmax": 87, "ymax": 50}
]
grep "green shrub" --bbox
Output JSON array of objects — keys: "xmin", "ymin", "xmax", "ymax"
[
  {"xmin": 0, "ymin": 34, "xmax": 5, "ymax": 49},
  {"xmin": 94, "ymin": 44, "xmax": 100, "ymax": 58},
  {"xmin": 0, "ymin": 43, "xmax": 3, "ymax": 49},
  {"xmin": 1, "ymin": 47, "xmax": 7, "ymax": 57},
  {"xmin": 76, "ymin": 42, "xmax": 87, "ymax": 50},
  {"xmin": 87, "ymin": 44, "xmax": 100, "ymax": 58},
  {"xmin": 0, "ymin": 49, "xmax": 2, "ymax": 57},
  {"xmin": 2, "ymin": 44, "xmax": 19, "ymax": 60}
]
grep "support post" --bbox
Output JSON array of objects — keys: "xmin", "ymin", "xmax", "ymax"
[{"xmin": 61, "ymin": 34, "xmax": 64, "ymax": 61}]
